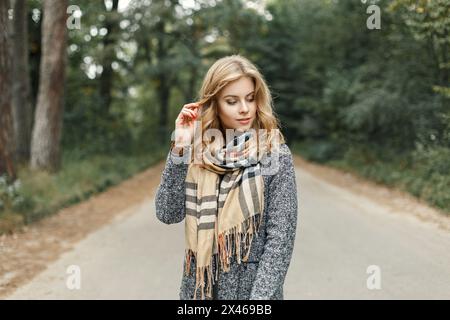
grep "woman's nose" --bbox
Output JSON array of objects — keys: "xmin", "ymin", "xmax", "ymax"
[{"xmin": 239, "ymin": 101, "xmax": 249, "ymax": 113}]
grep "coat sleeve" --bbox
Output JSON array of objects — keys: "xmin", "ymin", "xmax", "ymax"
[
  {"xmin": 250, "ymin": 146, "xmax": 299, "ymax": 299},
  {"xmin": 154, "ymin": 147, "xmax": 190, "ymax": 224}
]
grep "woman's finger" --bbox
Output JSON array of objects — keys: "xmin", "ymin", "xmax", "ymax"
[
  {"xmin": 177, "ymin": 111, "xmax": 188, "ymax": 121},
  {"xmin": 185, "ymin": 109, "xmax": 196, "ymax": 118},
  {"xmin": 182, "ymin": 106, "xmax": 194, "ymax": 115},
  {"xmin": 181, "ymin": 110, "xmax": 191, "ymax": 120},
  {"xmin": 178, "ymin": 110, "xmax": 188, "ymax": 118},
  {"xmin": 181, "ymin": 110, "xmax": 195, "ymax": 122}
]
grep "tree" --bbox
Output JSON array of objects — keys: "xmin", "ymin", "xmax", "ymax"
[
  {"xmin": 388, "ymin": 0, "xmax": 449, "ymax": 96},
  {"xmin": 99, "ymin": 0, "xmax": 120, "ymax": 114},
  {"xmin": 128, "ymin": 0, "xmax": 185, "ymax": 143},
  {"xmin": 0, "ymin": 0, "xmax": 16, "ymax": 179},
  {"xmin": 30, "ymin": 0, "xmax": 68, "ymax": 172},
  {"xmin": 11, "ymin": 0, "xmax": 32, "ymax": 164}
]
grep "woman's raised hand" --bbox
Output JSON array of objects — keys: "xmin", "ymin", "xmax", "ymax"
[{"xmin": 174, "ymin": 102, "xmax": 202, "ymax": 147}]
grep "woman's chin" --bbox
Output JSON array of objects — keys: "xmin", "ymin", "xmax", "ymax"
[
  {"xmin": 222, "ymin": 123, "xmax": 253, "ymax": 134},
  {"xmin": 235, "ymin": 123, "xmax": 253, "ymax": 131}
]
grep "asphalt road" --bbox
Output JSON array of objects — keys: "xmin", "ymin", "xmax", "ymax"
[{"xmin": 6, "ymin": 166, "xmax": 450, "ymax": 299}]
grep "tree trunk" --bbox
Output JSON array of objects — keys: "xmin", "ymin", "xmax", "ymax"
[
  {"xmin": 30, "ymin": 0, "xmax": 68, "ymax": 172},
  {"xmin": 99, "ymin": 0, "xmax": 119, "ymax": 114},
  {"xmin": 11, "ymin": 0, "xmax": 32, "ymax": 164},
  {"xmin": 0, "ymin": 0, "xmax": 16, "ymax": 179}
]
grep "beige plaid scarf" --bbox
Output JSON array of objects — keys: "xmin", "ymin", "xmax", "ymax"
[{"xmin": 184, "ymin": 131, "xmax": 265, "ymax": 300}]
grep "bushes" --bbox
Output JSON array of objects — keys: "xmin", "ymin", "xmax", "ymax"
[
  {"xmin": 0, "ymin": 175, "xmax": 26, "ymax": 213},
  {"xmin": 409, "ymin": 145, "xmax": 450, "ymax": 210},
  {"xmin": 292, "ymin": 139, "xmax": 345, "ymax": 163},
  {"xmin": 0, "ymin": 176, "xmax": 27, "ymax": 233}
]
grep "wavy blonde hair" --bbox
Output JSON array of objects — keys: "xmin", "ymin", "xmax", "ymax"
[{"xmin": 194, "ymin": 54, "xmax": 285, "ymax": 157}]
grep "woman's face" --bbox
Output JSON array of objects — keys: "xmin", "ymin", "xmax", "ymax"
[{"xmin": 217, "ymin": 76, "xmax": 257, "ymax": 132}]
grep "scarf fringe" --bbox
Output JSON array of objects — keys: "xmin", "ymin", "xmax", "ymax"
[
  {"xmin": 183, "ymin": 212, "xmax": 263, "ymax": 300},
  {"xmin": 193, "ymin": 265, "xmax": 214, "ymax": 300},
  {"xmin": 184, "ymin": 248, "xmax": 217, "ymax": 300},
  {"xmin": 217, "ymin": 212, "xmax": 263, "ymax": 271}
]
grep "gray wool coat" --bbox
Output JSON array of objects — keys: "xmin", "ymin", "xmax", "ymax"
[{"xmin": 154, "ymin": 143, "xmax": 298, "ymax": 300}]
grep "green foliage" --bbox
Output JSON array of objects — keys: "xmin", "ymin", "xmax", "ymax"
[
  {"xmin": 409, "ymin": 144, "xmax": 450, "ymax": 211},
  {"xmin": 0, "ymin": 175, "xmax": 27, "ymax": 234},
  {"xmin": 292, "ymin": 139, "xmax": 344, "ymax": 163},
  {"xmin": 0, "ymin": 175, "xmax": 28, "ymax": 215}
]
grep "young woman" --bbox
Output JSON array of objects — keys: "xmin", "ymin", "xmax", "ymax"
[{"xmin": 155, "ymin": 54, "xmax": 298, "ymax": 300}]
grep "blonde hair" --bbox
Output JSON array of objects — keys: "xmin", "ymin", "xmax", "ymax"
[{"xmin": 195, "ymin": 54, "xmax": 285, "ymax": 156}]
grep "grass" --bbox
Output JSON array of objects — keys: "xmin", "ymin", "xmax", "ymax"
[
  {"xmin": 291, "ymin": 140, "xmax": 450, "ymax": 215},
  {"xmin": 0, "ymin": 146, "xmax": 168, "ymax": 235}
]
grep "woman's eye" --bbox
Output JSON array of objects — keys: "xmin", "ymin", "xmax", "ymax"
[{"xmin": 226, "ymin": 97, "xmax": 254, "ymax": 105}]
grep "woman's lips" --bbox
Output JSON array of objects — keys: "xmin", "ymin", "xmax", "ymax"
[{"xmin": 237, "ymin": 118, "xmax": 251, "ymax": 124}]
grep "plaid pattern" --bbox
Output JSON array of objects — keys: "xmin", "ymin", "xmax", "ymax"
[{"xmin": 184, "ymin": 131, "xmax": 265, "ymax": 300}]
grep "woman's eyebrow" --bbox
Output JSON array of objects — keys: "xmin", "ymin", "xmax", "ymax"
[{"xmin": 223, "ymin": 91, "xmax": 255, "ymax": 98}]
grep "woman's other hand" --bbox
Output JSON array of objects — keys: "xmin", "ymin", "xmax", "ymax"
[{"xmin": 174, "ymin": 102, "xmax": 202, "ymax": 148}]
